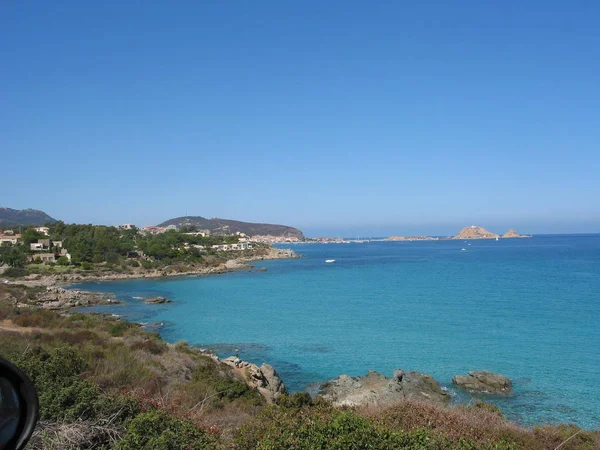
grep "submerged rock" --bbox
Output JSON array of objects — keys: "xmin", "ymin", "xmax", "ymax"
[
  {"xmin": 144, "ymin": 296, "xmax": 172, "ymax": 304},
  {"xmin": 452, "ymin": 371, "xmax": 512, "ymax": 394},
  {"xmin": 318, "ymin": 369, "xmax": 450, "ymax": 407}
]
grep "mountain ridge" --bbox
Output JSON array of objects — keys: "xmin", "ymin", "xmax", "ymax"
[
  {"xmin": 158, "ymin": 216, "xmax": 304, "ymax": 238},
  {"xmin": 0, "ymin": 207, "xmax": 57, "ymax": 226}
]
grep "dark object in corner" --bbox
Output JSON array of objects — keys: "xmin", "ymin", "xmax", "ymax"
[{"xmin": 0, "ymin": 356, "xmax": 39, "ymax": 450}]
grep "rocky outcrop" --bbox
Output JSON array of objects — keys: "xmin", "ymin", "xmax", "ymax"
[
  {"xmin": 502, "ymin": 229, "xmax": 530, "ymax": 238},
  {"xmin": 143, "ymin": 296, "xmax": 172, "ymax": 304},
  {"xmin": 32, "ymin": 286, "xmax": 118, "ymax": 309},
  {"xmin": 245, "ymin": 247, "xmax": 300, "ymax": 261},
  {"xmin": 452, "ymin": 371, "xmax": 512, "ymax": 394},
  {"xmin": 222, "ymin": 357, "xmax": 287, "ymax": 402},
  {"xmin": 318, "ymin": 369, "xmax": 450, "ymax": 408},
  {"xmin": 454, "ymin": 226, "xmax": 499, "ymax": 240}
]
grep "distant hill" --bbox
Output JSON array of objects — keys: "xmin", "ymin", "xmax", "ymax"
[
  {"xmin": 158, "ymin": 216, "xmax": 304, "ymax": 238},
  {"xmin": 0, "ymin": 207, "xmax": 57, "ymax": 227}
]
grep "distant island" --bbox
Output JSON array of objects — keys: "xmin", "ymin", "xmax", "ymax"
[
  {"xmin": 386, "ymin": 225, "xmax": 531, "ymax": 241},
  {"xmin": 453, "ymin": 225, "xmax": 530, "ymax": 240}
]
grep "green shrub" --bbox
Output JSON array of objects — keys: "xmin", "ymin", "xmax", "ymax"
[
  {"xmin": 80, "ymin": 261, "xmax": 92, "ymax": 270},
  {"xmin": 128, "ymin": 260, "xmax": 140, "ymax": 267},
  {"xmin": 2, "ymin": 267, "xmax": 28, "ymax": 278},
  {"xmin": 116, "ymin": 409, "xmax": 219, "ymax": 449},
  {"xmin": 235, "ymin": 406, "xmax": 435, "ymax": 450},
  {"xmin": 16, "ymin": 346, "xmax": 100, "ymax": 421},
  {"xmin": 95, "ymin": 393, "xmax": 140, "ymax": 423},
  {"xmin": 193, "ymin": 363, "xmax": 260, "ymax": 402},
  {"xmin": 131, "ymin": 339, "xmax": 168, "ymax": 355},
  {"xmin": 234, "ymin": 404, "xmax": 521, "ymax": 450},
  {"xmin": 56, "ymin": 256, "xmax": 69, "ymax": 266},
  {"xmin": 276, "ymin": 392, "xmax": 315, "ymax": 408},
  {"xmin": 109, "ymin": 321, "xmax": 133, "ymax": 337}
]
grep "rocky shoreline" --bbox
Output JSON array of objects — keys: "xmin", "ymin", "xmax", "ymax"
[
  {"xmin": 5, "ymin": 247, "xmax": 300, "ymax": 309},
  {"xmin": 312, "ymin": 368, "xmax": 512, "ymax": 409},
  {"xmin": 203, "ymin": 361, "xmax": 514, "ymax": 407}
]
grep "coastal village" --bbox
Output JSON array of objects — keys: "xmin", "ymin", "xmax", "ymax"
[{"xmin": 0, "ymin": 223, "xmax": 292, "ymax": 268}]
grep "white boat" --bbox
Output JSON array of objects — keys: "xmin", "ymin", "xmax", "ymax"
[
  {"xmin": 325, "ymin": 259, "xmax": 336, "ymax": 263},
  {"xmin": 496, "ymin": 237, "xmax": 499, "ymax": 241},
  {"xmin": 461, "ymin": 248, "xmax": 466, "ymax": 251}
]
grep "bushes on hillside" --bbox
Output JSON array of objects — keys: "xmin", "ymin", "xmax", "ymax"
[
  {"xmin": 16, "ymin": 347, "xmax": 99, "ymax": 421},
  {"xmin": 234, "ymin": 403, "xmax": 521, "ymax": 450},
  {"xmin": 2, "ymin": 267, "xmax": 28, "ymax": 277},
  {"xmin": 116, "ymin": 409, "xmax": 219, "ymax": 450},
  {"xmin": 15, "ymin": 345, "xmax": 140, "ymax": 424}
]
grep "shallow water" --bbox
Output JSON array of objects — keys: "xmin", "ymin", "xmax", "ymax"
[{"xmin": 73, "ymin": 235, "xmax": 600, "ymax": 428}]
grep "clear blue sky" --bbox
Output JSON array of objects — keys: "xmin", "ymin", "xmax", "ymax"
[{"xmin": 2, "ymin": 1, "xmax": 599, "ymax": 236}]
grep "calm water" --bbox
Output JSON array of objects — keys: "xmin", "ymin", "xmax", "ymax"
[{"xmin": 72, "ymin": 235, "xmax": 600, "ymax": 428}]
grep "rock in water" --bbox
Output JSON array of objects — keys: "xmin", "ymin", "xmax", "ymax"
[
  {"xmin": 452, "ymin": 371, "xmax": 512, "ymax": 394},
  {"xmin": 502, "ymin": 228, "xmax": 529, "ymax": 238},
  {"xmin": 319, "ymin": 369, "xmax": 450, "ymax": 407},
  {"xmin": 144, "ymin": 296, "xmax": 172, "ymax": 304}
]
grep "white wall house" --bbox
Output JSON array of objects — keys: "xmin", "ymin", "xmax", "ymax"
[{"xmin": 35, "ymin": 227, "xmax": 50, "ymax": 236}]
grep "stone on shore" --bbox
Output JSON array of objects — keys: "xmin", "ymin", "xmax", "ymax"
[
  {"xmin": 318, "ymin": 369, "xmax": 450, "ymax": 407},
  {"xmin": 452, "ymin": 371, "xmax": 512, "ymax": 394},
  {"xmin": 222, "ymin": 356, "xmax": 287, "ymax": 402}
]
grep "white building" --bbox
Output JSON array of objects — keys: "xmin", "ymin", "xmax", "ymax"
[{"xmin": 35, "ymin": 227, "xmax": 50, "ymax": 236}]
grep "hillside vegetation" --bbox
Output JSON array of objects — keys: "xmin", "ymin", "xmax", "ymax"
[
  {"xmin": 0, "ymin": 222, "xmax": 272, "ymax": 277},
  {"xmin": 158, "ymin": 216, "xmax": 304, "ymax": 238},
  {"xmin": 1, "ymin": 284, "xmax": 598, "ymax": 449},
  {"xmin": 0, "ymin": 207, "xmax": 57, "ymax": 227}
]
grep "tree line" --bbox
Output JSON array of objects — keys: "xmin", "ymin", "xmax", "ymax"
[{"xmin": 0, "ymin": 222, "xmax": 242, "ymax": 268}]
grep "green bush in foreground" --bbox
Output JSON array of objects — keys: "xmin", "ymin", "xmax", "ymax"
[
  {"xmin": 234, "ymin": 404, "xmax": 519, "ymax": 450},
  {"xmin": 15, "ymin": 345, "xmax": 140, "ymax": 423},
  {"xmin": 116, "ymin": 409, "xmax": 219, "ymax": 450},
  {"xmin": 16, "ymin": 346, "xmax": 99, "ymax": 421}
]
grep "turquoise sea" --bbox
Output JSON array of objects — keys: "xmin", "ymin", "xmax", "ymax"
[{"xmin": 72, "ymin": 235, "xmax": 600, "ymax": 428}]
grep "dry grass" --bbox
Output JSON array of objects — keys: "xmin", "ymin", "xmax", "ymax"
[
  {"xmin": 28, "ymin": 419, "xmax": 123, "ymax": 450},
  {"xmin": 362, "ymin": 399, "xmax": 600, "ymax": 450}
]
